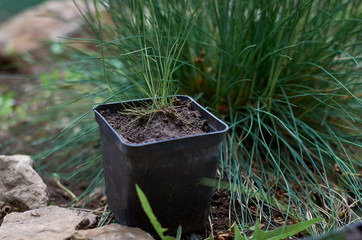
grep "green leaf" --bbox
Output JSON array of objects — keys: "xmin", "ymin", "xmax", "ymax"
[
  {"xmin": 163, "ymin": 237, "xmax": 177, "ymax": 240},
  {"xmin": 135, "ymin": 184, "xmax": 176, "ymax": 240},
  {"xmin": 209, "ymin": 233, "xmax": 214, "ymax": 240},
  {"xmin": 176, "ymin": 225, "xmax": 182, "ymax": 240},
  {"xmin": 235, "ymin": 224, "xmax": 247, "ymax": 240},
  {"xmin": 250, "ymin": 218, "xmax": 324, "ymax": 240}
]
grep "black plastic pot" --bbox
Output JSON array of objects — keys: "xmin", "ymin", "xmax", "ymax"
[{"xmin": 94, "ymin": 95, "xmax": 228, "ymax": 234}]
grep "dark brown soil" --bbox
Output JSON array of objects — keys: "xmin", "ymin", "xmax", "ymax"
[{"xmin": 101, "ymin": 98, "xmax": 210, "ymax": 144}]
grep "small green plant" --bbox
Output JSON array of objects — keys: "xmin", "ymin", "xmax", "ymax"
[
  {"xmin": 234, "ymin": 218, "xmax": 323, "ymax": 240},
  {"xmin": 136, "ymin": 184, "xmax": 182, "ymax": 240},
  {"xmin": 90, "ymin": 0, "xmax": 196, "ymax": 111}
]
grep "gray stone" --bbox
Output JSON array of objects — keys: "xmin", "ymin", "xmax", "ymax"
[
  {"xmin": 0, "ymin": 155, "xmax": 48, "ymax": 210},
  {"xmin": 0, "ymin": 207, "xmax": 154, "ymax": 240},
  {"xmin": 70, "ymin": 223, "xmax": 155, "ymax": 240},
  {"xmin": 0, "ymin": 206, "xmax": 98, "ymax": 240}
]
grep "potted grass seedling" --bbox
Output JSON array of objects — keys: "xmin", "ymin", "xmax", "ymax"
[{"xmin": 93, "ymin": 0, "xmax": 228, "ymax": 234}]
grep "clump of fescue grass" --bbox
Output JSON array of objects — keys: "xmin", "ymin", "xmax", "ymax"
[
  {"xmin": 23, "ymin": 0, "xmax": 361, "ymax": 236},
  {"xmin": 77, "ymin": 0, "xmax": 196, "ymax": 110}
]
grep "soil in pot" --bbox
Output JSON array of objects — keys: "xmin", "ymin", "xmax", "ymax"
[{"xmin": 100, "ymin": 97, "xmax": 211, "ymax": 144}]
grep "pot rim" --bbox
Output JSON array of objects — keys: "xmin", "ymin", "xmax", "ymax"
[{"xmin": 93, "ymin": 95, "xmax": 229, "ymax": 147}]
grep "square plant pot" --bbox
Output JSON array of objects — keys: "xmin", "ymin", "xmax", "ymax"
[{"xmin": 94, "ymin": 95, "xmax": 228, "ymax": 234}]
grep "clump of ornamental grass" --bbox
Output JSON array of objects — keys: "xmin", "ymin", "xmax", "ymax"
[
  {"xmin": 14, "ymin": 0, "xmax": 361, "ymax": 236},
  {"xmin": 82, "ymin": 0, "xmax": 195, "ymax": 112}
]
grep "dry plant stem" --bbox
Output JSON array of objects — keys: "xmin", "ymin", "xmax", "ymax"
[
  {"xmin": 97, "ymin": 205, "xmax": 113, "ymax": 227},
  {"xmin": 53, "ymin": 176, "xmax": 79, "ymax": 202},
  {"xmin": 105, "ymin": 213, "xmax": 114, "ymax": 225},
  {"xmin": 349, "ymin": 199, "xmax": 361, "ymax": 208},
  {"xmin": 72, "ymin": 208, "xmax": 108, "ymax": 214},
  {"xmin": 208, "ymin": 215, "xmax": 216, "ymax": 237}
]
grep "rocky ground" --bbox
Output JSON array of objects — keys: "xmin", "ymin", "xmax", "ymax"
[
  {"xmin": 0, "ymin": 154, "xmax": 155, "ymax": 239},
  {"xmin": 0, "ymin": 154, "xmax": 238, "ymax": 240}
]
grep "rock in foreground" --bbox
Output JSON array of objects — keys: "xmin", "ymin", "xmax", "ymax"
[
  {"xmin": 0, "ymin": 155, "xmax": 48, "ymax": 210},
  {"xmin": 0, "ymin": 206, "xmax": 154, "ymax": 240},
  {"xmin": 71, "ymin": 223, "xmax": 155, "ymax": 240},
  {"xmin": 0, "ymin": 206, "xmax": 97, "ymax": 239}
]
